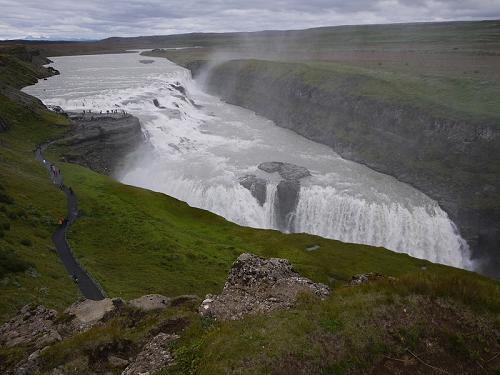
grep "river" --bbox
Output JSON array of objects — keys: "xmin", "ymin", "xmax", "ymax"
[{"xmin": 23, "ymin": 51, "xmax": 473, "ymax": 270}]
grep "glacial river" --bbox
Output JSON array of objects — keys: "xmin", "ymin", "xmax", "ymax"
[{"xmin": 24, "ymin": 51, "xmax": 473, "ymax": 270}]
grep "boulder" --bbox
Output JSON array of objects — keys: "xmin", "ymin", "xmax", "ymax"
[
  {"xmin": 200, "ymin": 253, "xmax": 330, "ymax": 321},
  {"xmin": 122, "ymin": 333, "xmax": 179, "ymax": 375},
  {"xmin": 129, "ymin": 294, "xmax": 171, "ymax": 311},
  {"xmin": 239, "ymin": 174, "xmax": 267, "ymax": 206},
  {"xmin": 65, "ymin": 298, "xmax": 116, "ymax": 327}
]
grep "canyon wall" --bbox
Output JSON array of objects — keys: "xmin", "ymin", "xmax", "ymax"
[{"xmin": 187, "ymin": 59, "xmax": 500, "ymax": 277}]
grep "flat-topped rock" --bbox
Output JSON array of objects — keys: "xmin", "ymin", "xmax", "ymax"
[
  {"xmin": 258, "ymin": 161, "xmax": 311, "ymax": 180},
  {"xmin": 65, "ymin": 298, "xmax": 116, "ymax": 325}
]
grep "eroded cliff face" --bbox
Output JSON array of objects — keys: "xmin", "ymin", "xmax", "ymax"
[
  {"xmin": 53, "ymin": 112, "xmax": 145, "ymax": 176},
  {"xmin": 193, "ymin": 60, "xmax": 499, "ymax": 277}
]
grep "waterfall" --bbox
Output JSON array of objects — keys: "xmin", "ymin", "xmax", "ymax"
[
  {"xmin": 294, "ymin": 185, "xmax": 471, "ymax": 269},
  {"xmin": 23, "ymin": 51, "xmax": 474, "ymax": 272}
]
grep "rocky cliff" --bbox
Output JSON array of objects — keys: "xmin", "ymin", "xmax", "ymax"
[
  {"xmin": 188, "ymin": 59, "xmax": 499, "ymax": 277},
  {"xmin": 53, "ymin": 112, "xmax": 145, "ymax": 176}
]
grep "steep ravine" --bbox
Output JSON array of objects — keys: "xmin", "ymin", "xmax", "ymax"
[{"xmin": 185, "ymin": 59, "xmax": 499, "ymax": 277}]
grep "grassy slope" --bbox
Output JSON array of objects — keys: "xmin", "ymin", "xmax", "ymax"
[
  {"xmin": 0, "ymin": 62, "xmax": 79, "ymax": 321},
  {"xmin": 0, "ymin": 45, "xmax": 499, "ymax": 373},
  {"xmin": 61, "ymin": 162, "xmax": 440, "ymax": 300}
]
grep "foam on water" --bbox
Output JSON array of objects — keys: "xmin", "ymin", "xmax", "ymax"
[{"xmin": 23, "ymin": 52, "xmax": 474, "ymax": 270}]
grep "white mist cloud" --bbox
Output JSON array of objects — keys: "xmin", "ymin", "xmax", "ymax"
[{"xmin": 0, "ymin": 0, "xmax": 498, "ymax": 40}]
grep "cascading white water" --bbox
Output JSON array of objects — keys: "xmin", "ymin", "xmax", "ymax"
[
  {"xmin": 23, "ymin": 51, "xmax": 474, "ymax": 271},
  {"xmin": 295, "ymin": 185, "xmax": 469, "ymax": 268}
]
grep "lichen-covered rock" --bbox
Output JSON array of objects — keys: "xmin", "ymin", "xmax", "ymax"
[
  {"xmin": 200, "ymin": 253, "xmax": 330, "ymax": 321},
  {"xmin": 122, "ymin": 333, "xmax": 179, "ymax": 375},
  {"xmin": 0, "ymin": 305, "xmax": 61, "ymax": 349}
]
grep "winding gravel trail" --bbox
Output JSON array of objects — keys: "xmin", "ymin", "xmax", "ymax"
[{"xmin": 35, "ymin": 146, "xmax": 105, "ymax": 300}]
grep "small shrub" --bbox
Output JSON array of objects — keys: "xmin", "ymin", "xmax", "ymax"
[
  {"xmin": 0, "ymin": 192, "xmax": 13, "ymax": 204},
  {"xmin": 0, "ymin": 249, "xmax": 32, "ymax": 278},
  {"xmin": 20, "ymin": 238, "xmax": 32, "ymax": 247}
]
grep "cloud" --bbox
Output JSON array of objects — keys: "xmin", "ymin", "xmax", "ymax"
[{"xmin": 0, "ymin": 0, "xmax": 498, "ymax": 40}]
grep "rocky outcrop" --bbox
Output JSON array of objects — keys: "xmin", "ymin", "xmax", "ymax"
[
  {"xmin": 0, "ymin": 305, "xmax": 61, "ymax": 349},
  {"xmin": 55, "ymin": 113, "xmax": 145, "ymax": 176},
  {"xmin": 122, "ymin": 333, "xmax": 179, "ymax": 375},
  {"xmin": 65, "ymin": 298, "xmax": 122, "ymax": 330},
  {"xmin": 200, "ymin": 253, "xmax": 330, "ymax": 321},
  {"xmin": 258, "ymin": 161, "xmax": 311, "ymax": 180},
  {"xmin": 199, "ymin": 59, "xmax": 500, "ymax": 278},
  {"xmin": 239, "ymin": 162, "xmax": 311, "ymax": 229},
  {"xmin": 239, "ymin": 174, "xmax": 267, "ymax": 205},
  {"xmin": 259, "ymin": 162, "xmax": 311, "ymax": 231}
]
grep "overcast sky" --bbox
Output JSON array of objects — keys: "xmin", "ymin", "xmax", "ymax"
[{"xmin": 0, "ymin": 0, "xmax": 499, "ymax": 40}]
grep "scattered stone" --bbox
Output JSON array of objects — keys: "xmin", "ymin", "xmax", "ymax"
[
  {"xmin": 349, "ymin": 273, "xmax": 385, "ymax": 286},
  {"xmin": 108, "ymin": 355, "xmax": 129, "ymax": 368},
  {"xmin": 25, "ymin": 267, "xmax": 40, "ymax": 278},
  {"xmin": 239, "ymin": 174, "xmax": 267, "ymax": 206},
  {"xmin": 129, "ymin": 294, "xmax": 171, "ymax": 311},
  {"xmin": 122, "ymin": 333, "xmax": 179, "ymax": 375},
  {"xmin": 306, "ymin": 245, "xmax": 320, "ymax": 251},
  {"xmin": 200, "ymin": 253, "xmax": 330, "ymax": 321}
]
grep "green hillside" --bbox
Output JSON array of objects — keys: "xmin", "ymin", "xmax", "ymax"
[{"xmin": 0, "ymin": 47, "xmax": 499, "ymax": 374}]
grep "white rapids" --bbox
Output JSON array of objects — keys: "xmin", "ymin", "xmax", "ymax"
[{"xmin": 24, "ymin": 51, "xmax": 473, "ymax": 270}]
